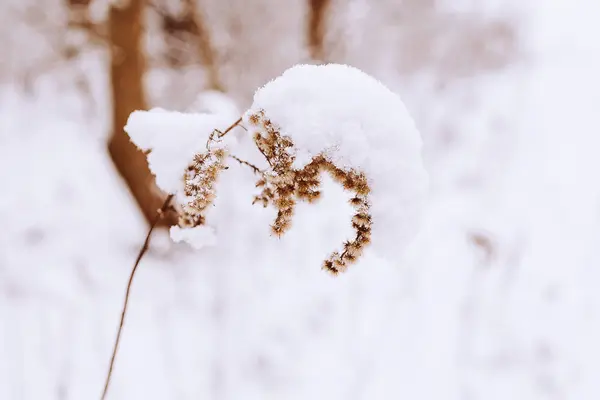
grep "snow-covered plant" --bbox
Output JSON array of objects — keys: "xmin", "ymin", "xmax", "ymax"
[
  {"xmin": 101, "ymin": 63, "xmax": 428, "ymax": 398},
  {"xmin": 245, "ymin": 109, "xmax": 373, "ymax": 274},
  {"xmin": 127, "ymin": 63, "xmax": 428, "ymax": 273}
]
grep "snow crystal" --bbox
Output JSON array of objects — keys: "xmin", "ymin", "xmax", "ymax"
[{"xmin": 245, "ymin": 63, "xmax": 429, "ymax": 260}]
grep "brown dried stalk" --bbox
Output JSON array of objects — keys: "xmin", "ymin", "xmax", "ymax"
[
  {"xmin": 101, "ymin": 194, "xmax": 174, "ymax": 400},
  {"xmin": 217, "ymin": 117, "xmax": 243, "ymax": 137}
]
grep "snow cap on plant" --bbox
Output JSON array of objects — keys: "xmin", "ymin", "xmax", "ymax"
[{"xmin": 245, "ymin": 63, "xmax": 428, "ymax": 273}]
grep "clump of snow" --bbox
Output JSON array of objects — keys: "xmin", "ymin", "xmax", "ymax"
[
  {"xmin": 170, "ymin": 225, "xmax": 218, "ymax": 249},
  {"xmin": 245, "ymin": 63, "xmax": 429, "ymax": 260},
  {"xmin": 124, "ymin": 108, "xmax": 235, "ymax": 199}
]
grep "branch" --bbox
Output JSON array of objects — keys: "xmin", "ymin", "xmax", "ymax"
[
  {"xmin": 207, "ymin": 117, "xmax": 243, "ymax": 150},
  {"xmin": 100, "ymin": 194, "xmax": 174, "ymax": 400},
  {"xmin": 217, "ymin": 117, "xmax": 243, "ymax": 138}
]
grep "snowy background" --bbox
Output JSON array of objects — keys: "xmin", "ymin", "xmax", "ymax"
[{"xmin": 2, "ymin": 0, "xmax": 600, "ymax": 399}]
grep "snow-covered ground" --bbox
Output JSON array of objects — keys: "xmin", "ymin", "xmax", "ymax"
[{"xmin": 2, "ymin": 1, "xmax": 600, "ymax": 399}]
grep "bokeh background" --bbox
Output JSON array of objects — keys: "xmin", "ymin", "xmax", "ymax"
[{"xmin": 2, "ymin": 0, "xmax": 600, "ymax": 399}]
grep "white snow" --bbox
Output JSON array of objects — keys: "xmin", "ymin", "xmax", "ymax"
[
  {"xmin": 246, "ymin": 63, "xmax": 429, "ymax": 260},
  {"xmin": 124, "ymin": 108, "xmax": 235, "ymax": 199},
  {"xmin": 3, "ymin": 1, "xmax": 600, "ymax": 399},
  {"xmin": 169, "ymin": 225, "xmax": 218, "ymax": 249},
  {"xmin": 186, "ymin": 90, "xmax": 240, "ymax": 119}
]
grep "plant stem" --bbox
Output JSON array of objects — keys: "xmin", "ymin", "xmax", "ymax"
[
  {"xmin": 100, "ymin": 194, "xmax": 174, "ymax": 400},
  {"xmin": 229, "ymin": 154, "xmax": 264, "ymax": 175}
]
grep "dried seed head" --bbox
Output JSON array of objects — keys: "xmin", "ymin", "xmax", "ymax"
[
  {"xmin": 323, "ymin": 260, "xmax": 339, "ymax": 275},
  {"xmin": 248, "ymin": 108, "xmax": 373, "ymax": 275},
  {"xmin": 247, "ymin": 112, "xmax": 261, "ymax": 125},
  {"xmin": 323, "ymin": 260, "xmax": 340, "ymax": 276},
  {"xmin": 275, "ymin": 196, "xmax": 295, "ymax": 209},
  {"xmin": 178, "ymin": 147, "xmax": 228, "ymax": 229},
  {"xmin": 349, "ymin": 196, "xmax": 365, "ymax": 206},
  {"xmin": 352, "ymin": 213, "xmax": 371, "ymax": 227}
]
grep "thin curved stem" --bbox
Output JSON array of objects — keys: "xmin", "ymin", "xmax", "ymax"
[
  {"xmin": 217, "ymin": 117, "xmax": 242, "ymax": 137},
  {"xmin": 229, "ymin": 154, "xmax": 264, "ymax": 175},
  {"xmin": 100, "ymin": 194, "xmax": 174, "ymax": 400}
]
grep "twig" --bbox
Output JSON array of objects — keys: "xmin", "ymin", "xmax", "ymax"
[
  {"xmin": 229, "ymin": 154, "xmax": 264, "ymax": 175},
  {"xmin": 217, "ymin": 117, "xmax": 243, "ymax": 137},
  {"xmin": 100, "ymin": 194, "xmax": 174, "ymax": 400},
  {"xmin": 207, "ymin": 117, "xmax": 243, "ymax": 150},
  {"xmin": 255, "ymin": 146, "xmax": 273, "ymax": 168}
]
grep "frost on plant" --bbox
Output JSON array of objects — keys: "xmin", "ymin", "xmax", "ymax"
[{"xmin": 125, "ymin": 63, "xmax": 428, "ymax": 273}]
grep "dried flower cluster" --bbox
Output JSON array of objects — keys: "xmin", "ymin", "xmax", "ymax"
[
  {"xmin": 178, "ymin": 145, "xmax": 228, "ymax": 229},
  {"xmin": 164, "ymin": 110, "xmax": 374, "ymax": 275},
  {"xmin": 249, "ymin": 110, "xmax": 301, "ymax": 236},
  {"xmin": 319, "ymin": 160, "xmax": 372, "ymax": 275},
  {"xmin": 247, "ymin": 109, "xmax": 372, "ymax": 275}
]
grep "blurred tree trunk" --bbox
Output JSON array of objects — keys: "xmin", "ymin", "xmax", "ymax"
[
  {"xmin": 307, "ymin": 0, "xmax": 330, "ymax": 61},
  {"xmin": 107, "ymin": 0, "xmax": 172, "ymax": 225}
]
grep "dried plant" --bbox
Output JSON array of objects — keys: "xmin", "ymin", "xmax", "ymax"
[
  {"xmin": 178, "ymin": 147, "xmax": 228, "ymax": 228},
  {"xmin": 103, "ymin": 109, "xmax": 377, "ymax": 397},
  {"xmin": 100, "ymin": 194, "xmax": 174, "ymax": 400},
  {"xmin": 161, "ymin": 109, "xmax": 375, "ymax": 276},
  {"xmin": 174, "ymin": 117, "xmax": 242, "ymax": 231},
  {"xmin": 246, "ymin": 109, "xmax": 373, "ymax": 275}
]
